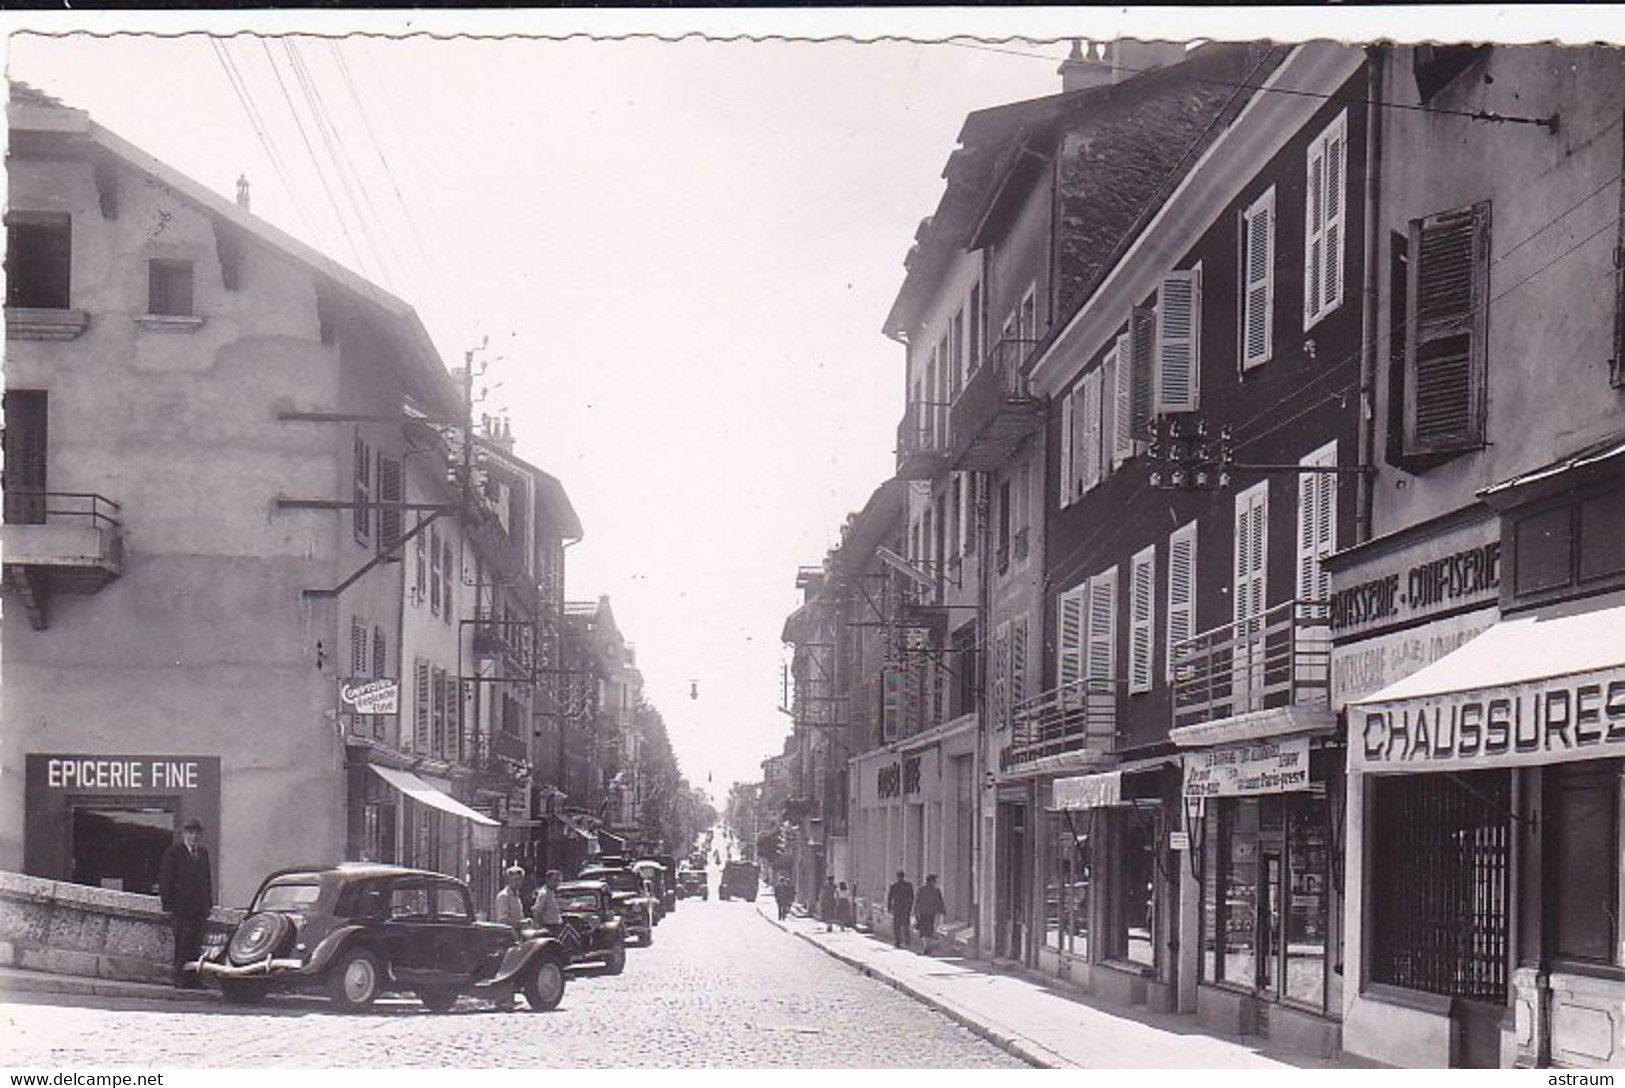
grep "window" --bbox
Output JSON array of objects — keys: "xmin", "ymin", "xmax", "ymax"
[
  {"xmin": 1296, "ymin": 441, "xmax": 1338, "ymax": 602},
  {"xmin": 1241, "ymin": 187, "xmax": 1276, "ymax": 368},
  {"xmin": 1085, "ymin": 568, "xmax": 1117, "ymax": 690},
  {"xmin": 1018, "ymin": 283, "xmax": 1038, "ymax": 344},
  {"xmin": 434, "ymin": 885, "xmax": 473, "ymax": 922},
  {"xmin": 1111, "ymin": 331, "xmax": 1143, "ymax": 467},
  {"xmin": 1167, "ymin": 522, "xmax": 1198, "ymax": 680},
  {"xmin": 1404, "ymin": 202, "xmax": 1491, "ymax": 456},
  {"xmin": 5, "ymin": 214, "xmax": 71, "ymax": 309},
  {"xmin": 415, "ymin": 527, "xmax": 427, "ymax": 603},
  {"xmin": 147, "ymin": 259, "xmax": 194, "ymax": 317},
  {"xmin": 945, "ymin": 327, "xmax": 960, "ymax": 399},
  {"xmin": 68, "ymin": 803, "xmax": 172, "ymax": 894},
  {"xmin": 952, "ymin": 622, "xmax": 978, "ymax": 718},
  {"xmin": 431, "ymin": 668, "xmax": 446, "ymax": 757},
  {"xmin": 1304, "ymin": 111, "xmax": 1348, "ymax": 329},
  {"xmin": 353, "ymin": 433, "xmax": 372, "ymax": 545},
  {"xmin": 1155, "ymin": 266, "xmax": 1202, "ymax": 413},
  {"xmin": 1059, "ymin": 383, "xmax": 1075, "ymax": 507},
  {"xmin": 442, "ymin": 542, "xmax": 455, "ymax": 623},
  {"xmin": 996, "ymin": 478, "xmax": 1011, "ymax": 572},
  {"xmin": 968, "ymin": 282, "xmax": 983, "ymax": 374},
  {"xmin": 948, "ymin": 476, "xmax": 962, "ymax": 562},
  {"xmin": 429, "ymin": 528, "xmax": 442, "ymax": 614},
  {"xmin": 1234, "ymin": 483, "xmax": 1270, "ymax": 710},
  {"xmin": 389, "ymin": 883, "xmax": 432, "ymax": 921},
  {"xmin": 2, "ymin": 390, "xmax": 48, "ymax": 525},
  {"xmin": 1044, "ymin": 810, "xmax": 1090, "ymax": 956},
  {"xmin": 1129, "ymin": 546, "xmax": 1156, "ymax": 694},
  {"xmin": 1013, "ymin": 460, "xmax": 1031, "ymax": 562},
  {"xmin": 1547, "ymin": 761, "xmax": 1619, "ymax": 964},
  {"xmin": 1114, "ymin": 807, "xmax": 1158, "ymax": 968},
  {"xmin": 377, "ymin": 454, "xmax": 402, "ymax": 554},
  {"xmin": 990, "ymin": 621, "xmax": 1010, "ymax": 730},
  {"xmin": 1057, "ymin": 582, "xmax": 1086, "ymax": 694}
]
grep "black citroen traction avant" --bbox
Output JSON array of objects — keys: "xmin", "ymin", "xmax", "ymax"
[{"xmin": 189, "ymin": 864, "xmax": 570, "ymax": 1012}]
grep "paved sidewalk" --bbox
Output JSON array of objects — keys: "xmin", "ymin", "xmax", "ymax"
[
  {"xmin": 0, "ymin": 964, "xmax": 214, "ymax": 1005},
  {"xmin": 757, "ymin": 902, "xmax": 1358, "ymax": 1069}
]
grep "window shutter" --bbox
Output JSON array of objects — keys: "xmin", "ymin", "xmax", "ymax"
[
  {"xmin": 1081, "ymin": 369, "xmax": 1102, "ymax": 492},
  {"xmin": 377, "ymin": 454, "xmax": 402, "ymax": 553},
  {"xmin": 415, "ymin": 527, "xmax": 427, "ymax": 599},
  {"xmin": 1130, "ymin": 306, "xmax": 1156, "ymax": 438},
  {"xmin": 353, "ymin": 434, "xmax": 372, "ymax": 542},
  {"xmin": 1405, "ymin": 202, "xmax": 1491, "ymax": 453},
  {"xmin": 1100, "ymin": 350, "xmax": 1117, "ymax": 478},
  {"xmin": 1059, "ymin": 386, "xmax": 1074, "ymax": 507},
  {"xmin": 429, "ymin": 529, "xmax": 442, "ymax": 613},
  {"xmin": 1129, "ymin": 547, "xmax": 1155, "ymax": 694},
  {"xmin": 1112, "ymin": 333, "xmax": 1135, "ymax": 467},
  {"xmin": 1057, "ymin": 585, "xmax": 1086, "ymax": 692},
  {"xmin": 1155, "ymin": 269, "xmax": 1202, "ymax": 412},
  {"xmin": 1167, "ymin": 522, "xmax": 1198, "ymax": 678},
  {"xmin": 882, "ymin": 666, "xmax": 904, "ymax": 741},
  {"xmin": 414, "ymin": 658, "xmax": 431, "ymax": 750},
  {"xmin": 371, "ymin": 627, "xmax": 386, "ymax": 679},
  {"xmin": 1234, "ymin": 482, "xmax": 1269, "ymax": 627},
  {"xmin": 442, "ymin": 543, "xmax": 455, "ymax": 623},
  {"xmin": 1242, "ymin": 187, "xmax": 1276, "ymax": 368},
  {"xmin": 1296, "ymin": 442, "xmax": 1339, "ymax": 601},
  {"xmin": 350, "ymin": 617, "xmax": 366, "ymax": 675},
  {"xmin": 991, "ymin": 622, "xmax": 1010, "ymax": 731},
  {"xmin": 1070, "ymin": 383, "xmax": 1089, "ymax": 498},
  {"xmin": 1011, "ymin": 615, "xmax": 1028, "ymax": 712},
  {"xmin": 1085, "ymin": 569, "xmax": 1117, "ymax": 687},
  {"xmin": 1323, "ymin": 115, "xmax": 1347, "ymax": 316}
]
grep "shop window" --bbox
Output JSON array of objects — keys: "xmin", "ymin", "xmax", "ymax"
[
  {"xmin": 70, "ymin": 802, "xmax": 174, "ymax": 894},
  {"xmin": 1044, "ymin": 810, "xmax": 1091, "ymax": 957},
  {"xmin": 1284, "ymin": 792, "xmax": 1330, "ymax": 1005},
  {"xmin": 1547, "ymin": 761, "xmax": 1619, "ymax": 964},
  {"xmin": 5, "ymin": 213, "xmax": 72, "ymax": 309},
  {"xmin": 1110, "ymin": 807, "xmax": 1159, "ymax": 968},
  {"xmin": 147, "ymin": 259, "xmax": 194, "ymax": 317}
]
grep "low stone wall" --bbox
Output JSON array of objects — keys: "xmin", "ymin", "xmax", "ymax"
[{"xmin": 0, "ymin": 870, "xmax": 244, "ymax": 984}]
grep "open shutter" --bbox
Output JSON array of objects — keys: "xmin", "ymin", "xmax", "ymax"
[
  {"xmin": 1057, "ymin": 584, "xmax": 1086, "ymax": 695},
  {"xmin": 1242, "ymin": 187, "xmax": 1276, "ymax": 369},
  {"xmin": 1130, "ymin": 307, "xmax": 1156, "ymax": 438},
  {"xmin": 1112, "ymin": 333, "xmax": 1135, "ymax": 466},
  {"xmin": 1155, "ymin": 269, "xmax": 1201, "ymax": 412},
  {"xmin": 1085, "ymin": 569, "xmax": 1117, "ymax": 685},
  {"xmin": 414, "ymin": 658, "xmax": 431, "ymax": 750},
  {"xmin": 1323, "ymin": 114, "xmax": 1347, "ymax": 316},
  {"xmin": 1059, "ymin": 389, "xmax": 1074, "ymax": 507},
  {"xmin": 1129, "ymin": 546, "xmax": 1155, "ymax": 694},
  {"xmin": 1405, "ymin": 202, "xmax": 1491, "ymax": 453},
  {"xmin": 1011, "ymin": 614, "xmax": 1029, "ymax": 711},
  {"xmin": 1297, "ymin": 441, "xmax": 1338, "ymax": 601},
  {"xmin": 353, "ymin": 433, "xmax": 372, "ymax": 542},
  {"xmin": 1167, "ymin": 522, "xmax": 1198, "ymax": 679},
  {"xmin": 990, "ymin": 622, "xmax": 1010, "ymax": 730},
  {"xmin": 1234, "ymin": 483, "xmax": 1269, "ymax": 626},
  {"xmin": 1080, "ymin": 369, "xmax": 1102, "ymax": 492},
  {"xmin": 378, "ymin": 454, "xmax": 402, "ymax": 553},
  {"xmin": 1101, "ymin": 350, "xmax": 1117, "ymax": 479}
]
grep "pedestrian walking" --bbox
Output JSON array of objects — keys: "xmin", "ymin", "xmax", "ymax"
[
  {"xmin": 915, "ymin": 874, "xmax": 946, "ymax": 955},
  {"xmin": 773, "ymin": 874, "xmax": 795, "ymax": 921},
  {"xmin": 835, "ymin": 882, "xmax": 854, "ymax": 931},
  {"xmin": 157, "ymin": 817, "xmax": 213, "ymax": 989},
  {"xmin": 886, "ymin": 870, "xmax": 914, "ymax": 949},
  {"xmin": 495, "ymin": 864, "xmax": 528, "ymax": 931},
  {"xmin": 817, "ymin": 875, "xmax": 838, "ymax": 932}
]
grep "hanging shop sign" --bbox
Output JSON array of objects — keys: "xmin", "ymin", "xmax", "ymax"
[
  {"xmin": 1331, "ymin": 608, "xmax": 1497, "ymax": 710},
  {"xmin": 1182, "ymin": 736, "xmax": 1310, "ymax": 799},
  {"xmin": 1328, "ymin": 519, "xmax": 1500, "ymax": 640},
  {"xmin": 340, "ymin": 677, "xmax": 400, "ymax": 715},
  {"xmin": 1353, "ymin": 665, "xmax": 1625, "ymax": 773}
]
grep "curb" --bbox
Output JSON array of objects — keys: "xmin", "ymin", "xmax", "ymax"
[
  {"xmin": 0, "ymin": 967, "xmax": 216, "ymax": 1006},
  {"xmin": 756, "ymin": 905, "xmax": 1072, "ymax": 1069}
]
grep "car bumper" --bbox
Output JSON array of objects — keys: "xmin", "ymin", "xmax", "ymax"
[{"xmin": 191, "ymin": 957, "xmax": 307, "ymax": 979}]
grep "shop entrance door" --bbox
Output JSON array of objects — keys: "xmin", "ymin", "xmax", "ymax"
[
  {"xmin": 997, "ymin": 802, "xmax": 1027, "ymax": 960},
  {"xmin": 1257, "ymin": 849, "xmax": 1282, "ymax": 997}
]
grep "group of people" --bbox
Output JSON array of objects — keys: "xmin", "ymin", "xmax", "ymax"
[
  {"xmin": 773, "ymin": 869, "xmax": 949, "ymax": 956},
  {"xmin": 494, "ymin": 863, "xmax": 564, "ymax": 934}
]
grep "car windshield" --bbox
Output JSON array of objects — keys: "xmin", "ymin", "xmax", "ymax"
[
  {"xmin": 585, "ymin": 870, "xmax": 642, "ymax": 893},
  {"xmin": 255, "ymin": 881, "xmax": 321, "ymax": 911},
  {"xmin": 558, "ymin": 890, "xmax": 601, "ymax": 912}
]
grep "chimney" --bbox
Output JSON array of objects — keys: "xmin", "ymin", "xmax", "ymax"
[
  {"xmin": 235, "ymin": 174, "xmax": 251, "ymax": 211},
  {"xmin": 1110, "ymin": 40, "xmax": 1189, "ymax": 84},
  {"xmin": 1058, "ymin": 39, "xmax": 1113, "ymax": 93}
]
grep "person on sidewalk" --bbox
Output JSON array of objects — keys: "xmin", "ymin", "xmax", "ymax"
[
  {"xmin": 817, "ymin": 875, "xmax": 838, "ymax": 932},
  {"xmin": 886, "ymin": 870, "xmax": 914, "ymax": 949},
  {"xmin": 157, "ymin": 817, "xmax": 213, "ymax": 989},
  {"xmin": 773, "ymin": 874, "xmax": 795, "ymax": 921},
  {"xmin": 494, "ymin": 864, "xmax": 528, "ymax": 931},
  {"xmin": 531, "ymin": 869, "xmax": 564, "ymax": 935},
  {"xmin": 915, "ymin": 873, "xmax": 946, "ymax": 955},
  {"xmin": 835, "ymin": 882, "xmax": 854, "ymax": 931}
]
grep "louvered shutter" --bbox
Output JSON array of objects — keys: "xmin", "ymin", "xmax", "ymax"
[
  {"xmin": 1242, "ymin": 188, "xmax": 1275, "ymax": 369},
  {"xmin": 1305, "ymin": 112, "xmax": 1347, "ymax": 328},
  {"xmin": 431, "ymin": 669, "xmax": 445, "ymax": 757},
  {"xmin": 1057, "ymin": 585, "xmax": 1086, "ymax": 699},
  {"xmin": 1081, "ymin": 369, "xmax": 1102, "ymax": 492},
  {"xmin": 377, "ymin": 454, "xmax": 403, "ymax": 553},
  {"xmin": 1085, "ymin": 569, "xmax": 1117, "ymax": 685},
  {"xmin": 353, "ymin": 434, "xmax": 372, "ymax": 542},
  {"xmin": 1011, "ymin": 615, "xmax": 1029, "ymax": 712},
  {"xmin": 414, "ymin": 658, "xmax": 431, "ymax": 750},
  {"xmin": 1167, "ymin": 522, "xmax": 1197, "ymax": 680},
  {"xmin": 350, "ymin": 617, "xmax": 366, "ymax": 675},
  {"xmin": 1296, "ymin": 442, "xmax": 1338, "ymax": 601},
  {"xmin": 991, "ymin": 622, "xmax": 1010, "ymax": 731},
  {"xmin": 1059, "ymin": 389, "xmax": 1074, "ymax": 507},
  {"xmin": 1405, "ymin": 202, "xmax": 1491, "ymax": 453},
  {"xmin": 1112, "ymin": 333, "xmax": 1135, "ymax": 466},
  {"xmin": 1129, "ymin": 547, "xmax": 1156, "ymax": 694},
  {"xmin": 1155, "ymin": 269, "xmax": 1202, "ymax": 412},
  {"xmin": 430, "ymin": 529, "xmax": 442, "ymax": 613},
  {"xmin": 442, "ymin": 543, "xmax": 455, "ymax": 623},
  {"xmin": 1234, "ymin": 483, "xmax": 1269, "ymax": 710},
  {"xmin": 1130, "ymin": 307, "xmax": 1156, "ymax": 438},
  {"xmin": 882, "ymin": 666, "xmax": 904, "ymax": 742}
]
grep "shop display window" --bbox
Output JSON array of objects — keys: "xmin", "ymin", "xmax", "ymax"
[
  {"xmin": 1043, "ymin": 810, "xmax": 1090, "ymax": 957},
  {"xmin": 1548, "ymin": 760, "xmax": 1620, "ymax": 965},
  {"xmin": 70, "ymin": 802, "xmax": 174, "ymax": 894},
  {"xmin": 1119, "ymin": 806, "xmax": 1159, "ymax": 968}
]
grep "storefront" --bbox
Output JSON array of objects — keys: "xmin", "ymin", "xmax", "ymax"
[{"xmin": 24, "ymin": 753, "xmax": 221, "ymax": 894}]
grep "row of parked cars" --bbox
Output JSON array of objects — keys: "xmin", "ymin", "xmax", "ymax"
[{"xmin": 188, "ymin": 853, "xmax": 702, "ymax": 1013}]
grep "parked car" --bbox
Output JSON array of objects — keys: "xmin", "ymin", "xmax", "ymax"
[
  {"xmin": 575, "ymin": 864, "xmax": 656, "ymax": 945},
  {"xmin": 676, "ymin": 867, "xmax": 709, "ymax": 901},
  {"xmin": 718, "ymin": 861, "xmax": 760, "ymax": 902},
  {"xmin": 548, "ymin": 880, "xmax": 627, "ymax": 974},
  {"xmin": 190, "ymin": 864, "xmax": 569, "ymax": 1012},
  {"xmin": 633, "ymin": 859, "xmax": 675, "ymax": 915}
]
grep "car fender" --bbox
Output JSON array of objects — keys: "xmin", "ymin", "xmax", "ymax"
[
  {"xmin": 489, "ymin": 935, "xmax": 567, "ymax": 987},
  {"xmin": 602, "ymin": 917, "xmax": 624, "ymax": 939},
  {"xmin": 303, "ymin": 925, "xmax": 381, "ymax": 975}
]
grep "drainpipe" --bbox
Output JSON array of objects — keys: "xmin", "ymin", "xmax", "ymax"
[
  {"xmin": 1357, "ymin": 46, "xmax": 1386, "ymax": 547},
  {"xmin": 972, "ymin": 466, "xmax": 991, "ymax": 958}
]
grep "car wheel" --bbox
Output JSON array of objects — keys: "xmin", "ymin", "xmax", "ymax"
[
  {"xmin": 220, "ymin": 979, "xmax": 269, "ymax": 1006},
  {"xmin": 416, "ymin": 987, "xmax": 459, "ymax": 1013},
  {"xmin": 602, "ymin": 943, "xmax": 626, "ymax": 975},
  {"xmin": 326, "ymin": 946, "xmax": 383, "ymax": 1011},
  {"xmin": 523, "ymin": 957, "xmax": 566, "ymax": 1012}
]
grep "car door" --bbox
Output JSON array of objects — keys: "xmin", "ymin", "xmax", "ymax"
[
  {"xmin": 431, "ymin": 881, "xmax": 495, "ymax": 981},
  {"xmin": 381, "ymin": 878, "xmax": 438, "ymax": 985}
]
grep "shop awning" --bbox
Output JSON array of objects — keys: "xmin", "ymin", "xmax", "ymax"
[
  {"xmin": 1051, "ymin": 757, "xmax": 1174, "ymax": 810},
  {"xmin": 555, "ymin": 812, "xmax": 595, "ymax": 841},
  {"xmin": 369, "ymin": 765, "xmax": 500, "ymax": 826},
  {"xmin": 1350, "ymin": 589, "xmax": 1625, "ymax": 773}
]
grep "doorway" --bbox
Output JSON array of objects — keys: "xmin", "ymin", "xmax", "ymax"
[{"xmin": 997, "ymin": 801, "xmax": 1027, "ymax": 960}]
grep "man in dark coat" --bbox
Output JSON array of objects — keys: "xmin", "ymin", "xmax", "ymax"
[
  {"xmin": 886, "ymin": 870, "xmax": 914, "ymax": 949},
  {"xmin": 915, "ymin": 873, "xmax": 946, "ymax": 955},
  {"xmin": 773, "ymin": 874, "xmax": 795, "ymax": 921},
  {"xmin": 158, "ymin": 817, "xmax": 214, "ymax": 988}
]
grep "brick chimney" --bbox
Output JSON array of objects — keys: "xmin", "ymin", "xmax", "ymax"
[
  {"xmin": 1058, "ymin": 39, "xmax": 1113, "ymax": 93},
  {"xmin": 235, "ymin": 174, "xmax": 251, "ymax": 211}
]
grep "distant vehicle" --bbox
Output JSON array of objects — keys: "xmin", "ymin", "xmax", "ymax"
[
  {"xmin": 191, "ymin": 864, "xmax": 569, "ymax": 1011},
  {"xmin": 634, "ymin": 858, "xmax": 678, "ymax": 914},
  {"xmin": 718, "ymin": 861, "xmax": 760, "ymax": 902},
  {"xmin": 549, "ymin": 880, "xmax": 627, "ymax": 974},
  {"xmin": 576, "ymin": 864, "xmax": 657, "ymax": 946},
  {"xmin": 676, "ymin": 868, "xmax": 709, "ymax": 901}
]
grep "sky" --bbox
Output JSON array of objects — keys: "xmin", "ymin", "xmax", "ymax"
[{"xmin": 3, "ymin": 7, "xmax": 1610, "ymax": 805}]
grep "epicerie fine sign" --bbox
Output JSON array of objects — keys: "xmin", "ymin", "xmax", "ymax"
[
  {"xmin": 1182, "ymin": 736, "xmax": 1310, "ymax": 799},
  {"xmin": 1353, "ymin": 666, "xmax": 1625, "ymax": 773},
  {"xmin": 42, "ymin": 756, "xmax": 206, "ymax": 791}
]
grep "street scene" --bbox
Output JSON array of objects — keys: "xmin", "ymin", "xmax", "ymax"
[{"xmin": 3, "ymin": 9, "xmax": 1625, "ymax": 1073}]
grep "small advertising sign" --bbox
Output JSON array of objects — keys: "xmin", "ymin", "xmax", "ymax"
[
  {"xmin": 340, "ymin": 677, "xmax": 399, "ymax": 715},
  {"xmin": 1182, "ymin": 736, "xmax": 1310, "ymax": 799}
]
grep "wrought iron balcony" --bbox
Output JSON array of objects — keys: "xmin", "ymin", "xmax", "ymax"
[
  {"xmin": 895, "ymin": 400, "xmax": 950, "ymax": 480},
  {"xmin": 470, "ymin": 617, "xmax": 537, "ymax": 674},
  {"xmin": 1001, "ymin": 677, "xmax": 1116, "ymax": 769},
  {"xmin": 1171, "ymin": 599, "xmax": 1332, "ymax": 730},
  {"xmin": 950, "ymin": 338, "xmax": 1045, "ymax": 472},
  {"xmin": 1, "ymin": 491, "xmax": 124, "ymax": 630}
]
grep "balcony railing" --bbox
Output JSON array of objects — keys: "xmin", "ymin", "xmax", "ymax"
[
  {"xmin": 1, "ymin": 491, "xmax": 125, "ymax": 629},
  {"xmin": 895, "ymin": 400, "xmax": 951, "ymax": 479},
  {"xmin": 950, "ymin": 337, "xmax": 1045, "ymax": 472},
  {"xmin": 1171, "ymin": 599, "xmax": 1331, "ymax": 730},
  {"xmin": 1002, "ymin": 677, "xmax": 1116, "ymax": 769}
]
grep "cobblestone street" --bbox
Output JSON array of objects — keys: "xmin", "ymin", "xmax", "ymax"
[{"xmin": 0, "ymin": 895, "xmax": 1022, "ymax": 1068}]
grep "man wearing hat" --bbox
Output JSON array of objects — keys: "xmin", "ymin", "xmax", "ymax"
[
  {"xmin": 158, "ymin": 818, "xmax": 214, "ymax": 988},
  {"xmin": 494, "ymin": 864, "xmax": 528, "ymax": 932}
]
